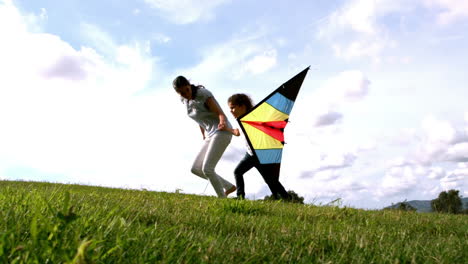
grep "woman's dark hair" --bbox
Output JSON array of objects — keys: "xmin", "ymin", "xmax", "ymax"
[
  {"xmin": 172, "ymin": 75, "xmax": 204, "ymax": 99},
  {"xmin": 173, "ymin": 76, "xmax": 190, "ymax": 89},
  {"xmin": 228, "ymin": 93, "xmax": 254, "ymax": 111}
]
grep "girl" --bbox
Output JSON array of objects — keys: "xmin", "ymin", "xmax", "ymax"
[
  {"xmin": 227, "ymin": 93, "xmax": 291, "ymax": 200},
  {"xmin": 173, "ymin": 76, "xmax": 236, "ymax": 198}
]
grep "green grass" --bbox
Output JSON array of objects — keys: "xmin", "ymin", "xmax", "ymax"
[{"xmin": 1, "ymin": 180, "xmax": 467, "ymax": 263}]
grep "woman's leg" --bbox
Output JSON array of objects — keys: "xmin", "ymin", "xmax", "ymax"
[
  {"xmin": 234, "ymin": 153, "xmax": 256, "ymax": 198},
  {"xmin": 191, "ymin": 140, "xmax": 210, "ymax": 180},
  {"xmin": 201, "ymin": 132, "xmax": 235, "ymax": 198}
]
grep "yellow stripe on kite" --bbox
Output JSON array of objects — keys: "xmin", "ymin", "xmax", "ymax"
[
  {"xmin": 240, "ymin": 102, "xmax": 289, "ymax": 123},
  {"xmin": 243, "ymin": 123, "xmax": 284, "ymax": 149}
]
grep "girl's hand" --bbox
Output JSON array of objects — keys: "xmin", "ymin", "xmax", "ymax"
[{"xmin": 218, "ymin": 121, "xmax": 227, "ymax": 130}]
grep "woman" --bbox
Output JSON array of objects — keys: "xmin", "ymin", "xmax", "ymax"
[
  {"xmin": 226, "ymin": 93, "xmax": 291, "ymax": 200},
  {"xmin": 173, "ymin": 76, "xmax": 236, "ymax": 198}
]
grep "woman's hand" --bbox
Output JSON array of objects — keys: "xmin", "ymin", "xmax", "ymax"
[{"xmin": 206, "ymin": 97, "xmax": 229, "ymax": 132}]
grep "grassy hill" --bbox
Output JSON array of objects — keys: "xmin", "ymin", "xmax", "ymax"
[{"xmin": 1, "ymin": 180, "xmax": 467, "ymax": 263}]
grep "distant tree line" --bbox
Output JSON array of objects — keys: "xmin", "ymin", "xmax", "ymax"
[
  {"xmin": 398, "ymin": 201, "xmax": 416, "ymax": 212},
  {"xmin": 389, "ymin": 189, "xmax": 467, "ymax": 214},
  {"xmin": 263, "ymin": 189, "xmax": 467, "ymax": 212},
  {"xmin": 385, "ymin": 200, "xmax": 417, "ymax": 212},
  {"xmin": 431, "ymin": 189, "xmax": 466, "ymax": 214}
]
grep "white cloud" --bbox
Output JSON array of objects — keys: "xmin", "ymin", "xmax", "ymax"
[
  {"xmin": 440, "ymin": 172, "xmax": 466, "ymax": 190},
  {"xmin": 378, "ymin": 114, "xmax": 467, "ymax": 197},
  {"xmin": 319, "ymin": 0, "xmax": 415, "ymax": 37},
  {"xmin": 318, "ymin": 0, "xmax": 435, "ymax": 62},
  {"xmin": 392, "ymin": 128, "xmax": 417, "ymax": 145},
  {"xmin": 175, "ymin": 34, "xmax": 278, "ymax": 84},
  {"xmin": 315, "ymin": 111, "xmax": 343, "ymax": 126},
  {"xmin": 424, "ymin": 0, "xmax": 468, "ymax": 25},
  {"xmin": 422, "ymin": 115, "xmax": 456, "ymax": 144},
  {"xmin": 299, "ymin": 150, "xmax": 356, "ymax": 180},
  {"xmin": 144, "ymin": 0, "xmax": 230, "ymax": 24},
  {"xmin": 322, "ymin": 70, "xmax": 370, "ymax": 102},
  {"xmin": 282, "ymin": 70, "xmax": 373, "ymax": 195},
  {"xmin": 244, "ymin": 49, "xmax": 277, "ymax": 75},
  {"xmin": 43, "ymin": 55, "xmax": 88, "ymax": 81},
  {"xmin": 323, "ymin": 0, "xmax": 468, "ymax": 35},
  {"xmin": 318, "ymin": 0, "xmax": 400, "ymax": 60},
  {"xmin": 341, "ymin": 71, "xmax": 370, "ymax": 100},
  {"xmin": 428, "ymin": 166, "xmax": 446, "ymax": 179},
  {"xmin": 324, "ymin": 0, "xmax": 380, "ymax": 35},
  {"xmin": 80, "ymin": 23, "xmax": 118, "ymax": 57},
  {"xmin": 388, "ymin": 156, "xmax": 416, "ymax": 167},
  {"xmin": 299, "ymin": 70, "xmax": 369, "ymax": 128},
  {"xmin": 465, "ymin": 111, "xmax": 468, "ymax": 135},
  {"xmin": 384, "ymin": 115, "xmax": 468, "ymax": 174},
  {"xmin": 357, "ymin": 139, "xmax": 377, "ymax": 151},
  {"xmin": 39, "ymin": 8, "xmax": 47, "ymax": 20},
  {"xmin": 377, "ymin": 114, "xmax": 467, "ymax": 198},
  {"xmin": 374, "ymin": 158, "xmax": 464, "ymax": 201},
  {"xmin": 446, "ymin": 142, "xmax": 468, "ymax": 162},
  {"xmin": 413, "ymin": 115, "xmax": 468, "ymax": 164},
  {"xmin": 321, "ymin": 0, "xmax": 468, "ymax": 61},
  {"xmin": 296, "ymin": 178, "xmax": 369, "ymax": 206},
  {"xmin": 314, "ymin": 170, "xmax": 342, "ymax": 181},
  {"xmin": 376, "ymin": 165, "xmax": 419, "ymax": 197},
  {"xmin": 153, "ymin": 33, "xmax": 171, "ymax": 44},
  {"xmin": 319, "ymin": 151, "xmax": 357, "ymax": 172},
  {"xmin": 332, "ymin": 38, "xmax": 389, "ymax": 61}
]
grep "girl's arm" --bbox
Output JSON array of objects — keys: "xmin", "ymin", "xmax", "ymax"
[
  {"xmin": 224, "ymin": 127, "xmax": 240, "ymax": 136},
  {"xmin": 231, "ymin": 128, "xmax": 240, "ymax": 136}
]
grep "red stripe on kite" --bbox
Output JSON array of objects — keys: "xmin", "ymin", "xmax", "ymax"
[{"xmin": 242, "ymin": 121, "xmax": 287, "ymax": 142}]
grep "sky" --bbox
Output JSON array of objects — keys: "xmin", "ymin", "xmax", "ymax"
[{"xmin": 0, "ymin": 0, "xmax": 467, "ymax": 209}]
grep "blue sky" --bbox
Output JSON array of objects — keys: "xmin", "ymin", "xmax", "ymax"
[{"xmin": 1, "ymin": 0, "xmax": 467, "ymax": 209}]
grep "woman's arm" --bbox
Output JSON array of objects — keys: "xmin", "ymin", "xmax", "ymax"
[
  {"xmin": 199, "ymin": 126, "xmax": 206, "ymax": 139},
  {"xmin": 205, "ymin": 97, "xmax": 228, "ymax": 130}
]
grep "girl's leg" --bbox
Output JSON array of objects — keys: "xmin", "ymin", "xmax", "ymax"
[
  {"xmin": 270, "ymin": 179, "xmax": 290, "ymax": 200},
  {"xmin": 202, "ymin": 132, "xmax": 235, "ymax": 198},
  {"xmin": 256, "ymin": 164, "xmax": 290, "ymax": 200},
  {"xmin": 234, "ymin": 153, "xmax": 256, "ymax": 198}
]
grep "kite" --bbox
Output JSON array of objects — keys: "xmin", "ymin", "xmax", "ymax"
[{"xmin": 236, "ymin": 66, "xmax": 309, "ymax": 181}]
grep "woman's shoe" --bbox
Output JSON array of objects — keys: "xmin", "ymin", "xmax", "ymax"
[{"xmin": 225, "ymin": 186, "xmax": 237, "ymax": 196}]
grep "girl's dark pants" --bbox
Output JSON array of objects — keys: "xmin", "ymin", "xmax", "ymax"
[{"xmin": 234, "ymin": 153, "xmax": 290, "ymax": 199}]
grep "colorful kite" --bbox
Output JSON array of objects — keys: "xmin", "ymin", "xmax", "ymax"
[{"xmin": 237, "ymin": 67, "xmax": 309, "ymax": 180}]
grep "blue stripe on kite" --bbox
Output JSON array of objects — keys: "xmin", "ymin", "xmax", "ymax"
[
  {"xmin": 255, "ymin": 149, "xmax": 283, "ymax": 164},
  {"xmin": 266, "ymin": 93, "xmax": 294, "ymax": 115}
]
